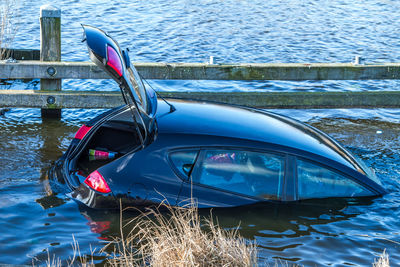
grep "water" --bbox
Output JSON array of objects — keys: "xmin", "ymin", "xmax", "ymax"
[{"xmin": 1, "ymin": 0, "xmax": 400, "ymax": 265}]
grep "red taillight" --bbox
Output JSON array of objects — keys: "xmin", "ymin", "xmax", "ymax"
[
  {"xmin": 74, "ymin": 125, "xmax": 92, "ymax": 140},
  {"xmin": 106, "ymin": 45, "xmax": 123, "ymax": 77},
  {"xmin": 84, "ymin": 170, "xmax": 111, "ymax": 193}
]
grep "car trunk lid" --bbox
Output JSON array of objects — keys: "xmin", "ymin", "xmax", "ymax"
[{"xmin": 82, "ymin": 25, "xmax": 157, "ymax": 146}]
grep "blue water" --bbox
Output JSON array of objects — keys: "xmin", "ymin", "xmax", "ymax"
[{"xmin": 1, "ymin": 0, "xmax": 400, "ymax": 265}]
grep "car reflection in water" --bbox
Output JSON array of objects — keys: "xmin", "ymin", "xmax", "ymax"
[{"xmin": 73, "ymin": 197, "xmax": 373, "ymax": 245}]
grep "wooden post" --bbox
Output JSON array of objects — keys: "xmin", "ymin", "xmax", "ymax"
[{"xmin": 40, "ymin": 5, "xmax": 61, "ymax": 119}]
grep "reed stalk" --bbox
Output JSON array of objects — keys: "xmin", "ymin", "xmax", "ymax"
[{"xmin": 373, "ymin": 249, "xmax": 390, "ymax": 267}]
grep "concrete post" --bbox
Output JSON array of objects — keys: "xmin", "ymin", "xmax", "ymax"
[{"xmin": 40, "ymin": 5, "xmax": 61, "ymax": 119}]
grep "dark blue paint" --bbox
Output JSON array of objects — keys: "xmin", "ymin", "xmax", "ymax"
[{"xmin": 51, "ymin": 26, "xmax": 386, "ymax": 210}]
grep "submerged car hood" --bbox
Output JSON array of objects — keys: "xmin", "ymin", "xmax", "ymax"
[{"xmin": 155, "ymin": 99, "xmax": 363, "ymax": 173}]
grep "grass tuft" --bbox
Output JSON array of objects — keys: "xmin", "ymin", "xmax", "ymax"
[
  {"xmin": 373, "ymin": 250, "xmax": 390, "ymax": 267},
  {"xmin": 32, "ymin": 235, "xmax": 95, "ymax": 267},
  {"xmin": 103, "ymin": 201, "xmax": 258, "ymax": 267}
]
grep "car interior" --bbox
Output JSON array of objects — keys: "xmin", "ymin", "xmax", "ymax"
[{"xmin": 76, "ymin": 119, "xmax": 144, "ymax": 177}]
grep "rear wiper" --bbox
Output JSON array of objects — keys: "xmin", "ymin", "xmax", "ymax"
[{"xmin": 141, "ymin": 74, "xmax": 176, "ymax": 113}]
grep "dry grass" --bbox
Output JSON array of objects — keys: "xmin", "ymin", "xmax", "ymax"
[
  {"xmin": 0, "ymin": 0, "xmax": 18, "ymax": 59},
  {"xmin": 373, "ymin": 250, "xmax": 390, "ymax": 267},
  {"xmin": 103, "ymin": 202, "xmax": 258, "ymax": 267},
  {"xmin": 265, "ymin": 261, "xmax": 300, "ymax": 267},
  {"xmin": 35, "ymin": 202, "xmax": 392, "ymax": 267},
  {"xmin": 32, "ymin": 235, "xmax": 95, "ymax": 267}
]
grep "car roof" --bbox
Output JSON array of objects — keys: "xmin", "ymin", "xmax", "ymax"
[{"xmin": 156, "ymin": 99, "xmax": 360, "ymax": 172}]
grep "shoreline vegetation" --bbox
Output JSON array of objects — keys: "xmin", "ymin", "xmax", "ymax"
[
  {"xmin": 36, "ymin": 202, "xmax": 389, "ymax": 267},
  {"xmin": 105, "ymin": 202, "xmax": 257, "ymax": 266},
  {"xmin": 41, "ymin": 203, "xmax": 258, "ymax": 267}
]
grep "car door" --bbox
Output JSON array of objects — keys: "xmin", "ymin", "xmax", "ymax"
[{"xmin": 177, "ymin": 148, "xmax": 287, "ymax": 208}]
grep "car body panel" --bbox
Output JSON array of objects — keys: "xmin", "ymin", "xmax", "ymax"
[
  {"xmin": 97, "ymin": 143, "xmax": 184, "ymax": 206},
  {"xmin": 48, "ymin": 26, "xmax": 387, "ymax": 210},
  {"xmin": 51, "ymin": 99, "xmax": 386, "ymax": 210},
  {"xmin": 156, "ymin": 100, "xmax": 362, "ymax": 174}
]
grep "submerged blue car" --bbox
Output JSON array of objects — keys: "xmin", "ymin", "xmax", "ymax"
[{"xmin": 50, "ymin": 26, "xmax": 386, "ymax": 209}]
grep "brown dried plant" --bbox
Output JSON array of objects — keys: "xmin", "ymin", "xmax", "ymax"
[{"xmin": 103, "ymin": 201, "xmax": 258, "ymax": 267}]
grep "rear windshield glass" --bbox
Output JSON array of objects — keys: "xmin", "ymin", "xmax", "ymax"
[{"xmin": 127, "ymin": 67, "xmax": 148, "ymax": 113}]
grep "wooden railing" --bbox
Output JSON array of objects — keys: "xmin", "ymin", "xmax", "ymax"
[{"xmin": 1, "ymin": 5, "xmax": 400, "ymax": 118}]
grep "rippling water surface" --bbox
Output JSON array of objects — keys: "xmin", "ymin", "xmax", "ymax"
[{"xmin": 2, "ymin": 0, "xmax": 400, "ymax": 265}]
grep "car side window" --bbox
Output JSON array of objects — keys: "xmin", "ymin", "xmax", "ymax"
[
  {"xmin": 192, "ymin": 150, "xmax": 285, "ymax": 200},
  {"xmin": 170, "ymin": 150, "xmax": 199, "ymax": 179},
  {"xmin": 297, "ymin": 159, "xmax": 373, "ymax": 199}
]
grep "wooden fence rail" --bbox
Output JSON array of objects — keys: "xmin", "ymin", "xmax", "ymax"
[
  {"xmin": 1, "ymin": 5, "xmax": 400, "ymax": 118},
  {"xmin": 2, "ymin": 90, "xmax": 400, "ymax": 109},
  {"xmin": 1, "ymin": 61, "xmax": 400, "ymax": 80}
]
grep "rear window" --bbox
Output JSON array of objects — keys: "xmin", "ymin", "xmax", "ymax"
[
  {"xmin": 192, "ymin": 150, "xmax": 285, "ymax": 200},
  {"xmin": 127, "ymin": 67, "xmax": 148, "ymax": 113},
  {"xmin": 297, "ymin": 159, "xmax": 373, "ymax": 199}
]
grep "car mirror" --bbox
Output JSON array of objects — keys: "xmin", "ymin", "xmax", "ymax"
[{"xmin": 182, "ymin": 163, "xmax": 193, "ymax": 176}]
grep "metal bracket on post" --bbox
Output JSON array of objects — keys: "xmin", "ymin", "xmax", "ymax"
[
  {"xmin": 40, "ymin": 5, "xmax": 61, "ymax": 119},
  {"xmin": 353, "ymin": 55, "xmax": 364, "ymax": 65}
]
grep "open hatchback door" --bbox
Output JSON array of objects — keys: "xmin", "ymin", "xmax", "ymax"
[
  {"xmin": 82, "ymin": 25, "xmax": 157, "ymax": 146},
  {"xmin": 53, "ymin": 25, "xmax": 160, "ymax": 193}
]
